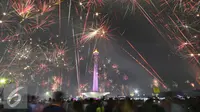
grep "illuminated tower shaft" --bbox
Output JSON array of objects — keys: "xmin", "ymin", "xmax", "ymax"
[{"xmin": 93, "ymin": 49, "xmax": 99, "ymax": 92}]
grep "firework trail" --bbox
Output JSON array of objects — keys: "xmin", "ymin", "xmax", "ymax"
[
  {"xmin": 135, "ymin": 0, "xmax": 200, "ymax": 83},
  {"xmin": 126, "ymin": 40, "xmax": 164, "ymax": 82},
  {"xmin": 72, "ymin": 19, "xmax": 80, "ymax": 93},
  {"xmin": 0, "ymin": 0, "xmax": 198, "ymax": 94},
  {"xmin": 121, "ymin": 47, "xmax": 167, "ymax": 89},
  {"xmin": 68, "ymin": 0, "xmax": 72, "ymax": 23}
]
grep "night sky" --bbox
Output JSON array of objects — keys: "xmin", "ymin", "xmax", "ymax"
[
  {"xmin": 73, "ymin": 2, "xmax": 196, "ymax": 94},
  {"xmin": 0, "ymin": 0, "xmax": 197, "ymax": 95},
  {"xmin": 99, "ymin": 4, "xmax": 196, "ymax": 91},
  {"xmin": 120, "ymin": 15, "xmax": 194, "ymax": 88}
]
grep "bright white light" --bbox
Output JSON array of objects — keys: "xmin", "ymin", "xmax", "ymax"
[
  {"xmin": 95, "ymin": 12, "xmax": 99, "ymax": 16},
  {"xmin": 3, "ymin": 12, "xmax": 6, "ymax": 16},
  {"xmin": 191, "ymin": 83, "xmax": 195, "ymax": 87},
  {"xmin": 45, "ymin": 92, "xmax": 50, "ymax": 96},
  {"xmin": 86, "ymin": 30, "xmax": 99, "ymax": 38},
  {"xmin": 197, "ymin": 14, "xmax": 200, "ymax": 17},
  {"xmin": 190, "ymin": 53, "xmax": 194, "ymax": 57},
  {"xmin": 184, "ymin": 25, "xmax": 189, "ymax": 28},
  {"xmin": 102, "ymin": 30, "xmax": 105, "ymax": 34},
  {"xmin": 134, "ymin": 89, "xmax": 139, "ymax": 94},
  {"xmin": 0, "ymin": 20, "xmax": 3, "ymax": 23},
  {"xmin": 79, "ymin": 2, "xmax": 83, "ymax": 6},
  {"xmin": 0, "ymin": 78, "xmax": 6, "ymax": 84},
  {"xmin": 198, "ymin": 53, "xmax": 200, "ymax": 56},
  {"xmin": 183, "ymin": 24, "xmax": 189, "ymax": 28}
]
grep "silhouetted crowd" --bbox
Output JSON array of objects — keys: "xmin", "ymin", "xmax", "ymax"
[{"xmin": 1, "ymin": 91, "xmax": 200, "ymax": 112}]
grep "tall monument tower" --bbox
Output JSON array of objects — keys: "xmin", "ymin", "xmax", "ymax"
[
  {"xmin": 82, "ymin": 49, "xmax": 110, "ymax": 98},
  {"xmin": 93, "ymin": 49, "xmax": 99, "ymax": 92}
]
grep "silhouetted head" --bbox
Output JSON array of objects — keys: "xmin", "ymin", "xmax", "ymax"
[
  {"xmin": 53, "ymin": 91, "xmax": 65, "ymax": 104},
  {"xmin": 89, "ymin": 98, "xmax": 94, "ymax": 104},
  {"xmin": 73, "ymin": 101, "xmax": 84, "ymax": 112},
  {"xmin": 31, "ymin": 95, "xmax": 36, "ymax": 103}
]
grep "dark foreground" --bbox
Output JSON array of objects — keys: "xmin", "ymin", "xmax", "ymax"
[{"xmin": 0, "ymin": 96, "xmax": 200, "ymax": 112}]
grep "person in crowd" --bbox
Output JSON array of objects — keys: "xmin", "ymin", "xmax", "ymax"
[
  {"xmin": 72, "ymin": 100, "xmax": 84, "ymax": 112},
  {"xmin": 139, "ymin": 98, "xmax": 165, "ymax": 112},
  {"xmin": 96, "ymin": 100, "xmax": 104, "ymax": 112},
  {"xmin": 64, "ymin": 98, "xmax": 74, "ymax": 112},
  {"xmin": 169, "ymin": 97, "xmax": 187, "ymax": 112},
  {"xmin": 33, "ymin": 100, "xmax": 44, "ymax": 112},
  {"xmin": 119, "ymin": 99, "xmax": 135, "ymax": 112},
  {"xmin": 85, "ymin": 98, "xmax": 98, "ymax": 112},
  {"xmin": 83, "ymin": 99, "xmax": 88, "ymax": 111},
  {"xmin": 104, "ymin": 98, "xmax": 114, "ymax": 112},
  {"xmin": 161, "ymin": 99, "xmax": 172, "ymax": 112},
  {"xmin": 138, "ymin": 98, "xmax": 154, "ymax": 112},
  {"xmin": 0, "ymin": 104, "xmax": 4, "ymax": 111},
  {"xmin": 28, "ymin": 95, "xmax": 37, "ymax": 112},
  {"xmin": 43, "ymin": 91, "xmax": 66, "ymax": 112},
  {"xmin": 48, "ymin": 98, "xmax": 52, "ymax": 104},
  {"xmin": 112, "ymin": 99, "xmax": 122, "ymax": 112}
]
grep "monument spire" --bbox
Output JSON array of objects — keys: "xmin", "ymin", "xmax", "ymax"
[{"xmin": 92, "ymin": 49, "xmax": 99, "ymax": 92}]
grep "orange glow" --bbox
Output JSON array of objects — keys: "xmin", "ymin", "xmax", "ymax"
[{"xmin": 93, "ymin": 49, "xmax": 99, "ymax": 54}]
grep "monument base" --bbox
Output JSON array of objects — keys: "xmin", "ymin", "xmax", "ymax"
[{"xmin": 82, "ymin": 92, "xmax": 110, "ymax": 98}]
